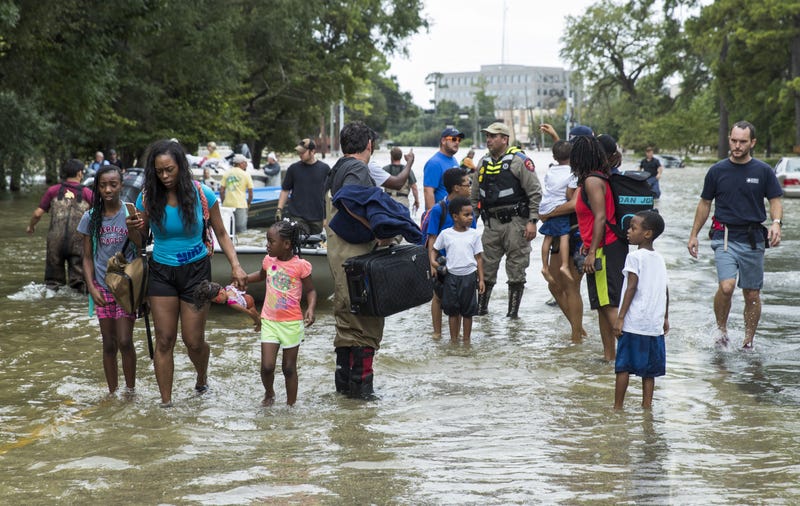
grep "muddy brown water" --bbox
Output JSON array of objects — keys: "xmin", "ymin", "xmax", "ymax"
[{"xmin": 2, "ymin": 150, "xmax": 799, "ymax": 504}]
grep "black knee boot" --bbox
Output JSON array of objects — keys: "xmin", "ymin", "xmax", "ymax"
[
  {"xmin": 334, "ymin": 347, "xmax": 351, "ymax": 394},
  {"xmin": 478, "ymin": 283, "xmax": 494, "ymax": 316},
  {"xmin": 506, "ymin": 282, "xmax": 524, "ymax": 319},
  {"xmin": 348, "ymin": 346, "xmax": 375, "ymax": 400}
]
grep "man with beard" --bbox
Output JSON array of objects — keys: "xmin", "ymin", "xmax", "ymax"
[
  {"xmin": 423, "ymin": 127, "xmax": 463, "ymax": 210},
  {"xmin": 687, "ymin": 120, "xmax": 783, "ymax": 350}
]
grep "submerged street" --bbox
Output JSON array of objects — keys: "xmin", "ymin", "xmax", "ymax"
[{"xmin": 1, "ymin": 148, "xmax": 799, "ymax": 504}]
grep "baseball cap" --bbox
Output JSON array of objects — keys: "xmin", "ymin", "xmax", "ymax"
[
  {"xmin": 568, "ymin": 125, "xmax": 593, "ymax": 140},
  {"xmin": 440, "ymin": 127, "xmax": 465, "ymax": 139},
  {"xmin": 231, "ymin": 154, "xmax": 248, "ymax": 165},
  {"xmin": 481, "ymin": 122, "xmax": 511, "ymax": 137},
  {"xmin": 295, "ymin": 138, "xmax": 316, "ymax": 153}
]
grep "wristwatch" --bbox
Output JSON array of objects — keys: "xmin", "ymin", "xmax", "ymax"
[
  {"xmin": 773, "ymin": 219, "xmax": 782, "ymax": 226},
  {"xmin": 528, "ymin": 218, "xmax": 538, "ymax": 226}
]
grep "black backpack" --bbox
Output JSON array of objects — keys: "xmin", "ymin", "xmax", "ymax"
[{"xmin": 582, "ymin": 171, "xmax": 655, "ymax": 243}]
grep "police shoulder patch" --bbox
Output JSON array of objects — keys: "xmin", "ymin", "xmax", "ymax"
[{"xmin": 524, "ymin": 158, "xmax": 535, "ymax": 172}]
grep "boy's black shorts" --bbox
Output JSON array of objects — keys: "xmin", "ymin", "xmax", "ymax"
[{"xmin": 441, "ymin": 272, "xmax": 479, "ymax": 317}]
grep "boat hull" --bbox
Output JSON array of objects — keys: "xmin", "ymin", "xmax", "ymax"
[{"xmin": 211, "ymin": 244, "xmax": 332, "ymax": 302}]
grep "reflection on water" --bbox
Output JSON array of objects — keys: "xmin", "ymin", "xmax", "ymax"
[{"xmin": 2, "ymin": 153, "xmax": 800, "ymax": 504}]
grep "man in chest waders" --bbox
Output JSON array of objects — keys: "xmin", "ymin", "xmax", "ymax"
[{"xmin": 27, "ymin": 159, "xmax": 94, "ymax": 292}]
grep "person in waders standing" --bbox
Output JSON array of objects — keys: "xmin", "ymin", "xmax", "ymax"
[{"xmin": 27, "ymin": 159, "xmax": 94, "ymax": 292}]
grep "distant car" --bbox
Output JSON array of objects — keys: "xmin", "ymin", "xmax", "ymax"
[
  {"xmin": 774, "ymin": 157, "xmax": 800, "ymax": 198},
  {"xmin": 655, "ymin": 154, "xmax": 685, "ymax": 168}
]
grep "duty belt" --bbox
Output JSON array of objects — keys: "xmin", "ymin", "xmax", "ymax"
[{"xmin": 481, "ymin": 203, "xmax": 529, "ymax": 224}]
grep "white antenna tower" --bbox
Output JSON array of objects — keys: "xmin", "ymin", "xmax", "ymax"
[{"xmin": 501, "ymin": 0, "xmax": 508, "ymax": 64}]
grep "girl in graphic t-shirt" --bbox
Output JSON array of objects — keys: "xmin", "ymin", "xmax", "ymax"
[
  {"xmin": 77, "ymin": 165, "xmax": 137, "ymax": 395},
  {"xmin": 246, "ymin": 220, "xmax": 317, "ymax": 406}
]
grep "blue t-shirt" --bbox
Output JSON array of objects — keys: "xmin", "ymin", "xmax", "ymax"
[
  {"xmin": 700, "ymin": 158, "xmax": 782, "ymax": 242},
  {"xmin": 427, "ymin": 197, "xmax": 477, "ymax": 256},
  {"xmin": 423, "ymin": 152, "xmax": 459, "ymax": 203},
  {"xmin": 136, "ymin": 183, "xmax": 218, "ymax": 266}
]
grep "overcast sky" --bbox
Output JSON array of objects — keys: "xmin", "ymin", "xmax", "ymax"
[{"xmin": 388, "ymin": 0, "xmax": 598, "ymax": 108}]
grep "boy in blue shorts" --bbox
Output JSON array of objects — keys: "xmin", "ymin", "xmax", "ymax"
[{"xmin": 613, "ymin": 210, "xmax": 669, "ymax": 410}]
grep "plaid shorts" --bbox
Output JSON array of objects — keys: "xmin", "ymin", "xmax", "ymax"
[{"xmin": 93, "ymin": 280, "xmax": 137, "ymax": 321}]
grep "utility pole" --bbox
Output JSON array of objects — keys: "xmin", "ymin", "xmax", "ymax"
[
  {"xmin": 501, "ymin": 0, "xmax": 508, "ymax": 65},
  {"xmin": 565, "ymin": 75, "xmax": 572, "ymax": 140}
]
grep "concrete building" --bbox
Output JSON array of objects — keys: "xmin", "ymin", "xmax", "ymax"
[{"xmin": 429, "ymin": 64, "xmax": 574, "ymax": 145}]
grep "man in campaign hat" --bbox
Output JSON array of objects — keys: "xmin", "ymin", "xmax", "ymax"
[{"xmin": 471, "ymin": 122, "xmax": 542, "ymax": 318}]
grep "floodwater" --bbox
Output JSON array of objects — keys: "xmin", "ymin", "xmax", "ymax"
[{"xmin": 1, "ymin": 148, "xmax": 799, "ymax": 504}]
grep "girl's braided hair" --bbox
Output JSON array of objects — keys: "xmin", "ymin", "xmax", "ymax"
[
  {"xmin": 88, "ymin": 165, "xmax": 124, "ymax": 248},
  {"xmin": 271, "ymin": 219, "xmax": 302, "ymax": 257},
  {"xmin": 570, "ymin": 135, "xmax": 609, "ymax": 186}
]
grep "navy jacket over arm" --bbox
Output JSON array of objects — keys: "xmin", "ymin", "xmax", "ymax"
[{"xmin": 330, "ymin": 185, "xmax": 422, "ymax": 244}]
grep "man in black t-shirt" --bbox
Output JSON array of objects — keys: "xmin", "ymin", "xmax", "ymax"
[
  {"xmin": 277, "ymin": 138, "xmax": 329, "ymax": 235},
  {"xmin": 639, "ymin": 147, "xmax": 663, "ymax": 198},
  {"xmin": 687, "ymin": 121, "xmax": 783, "ymax": 350}
]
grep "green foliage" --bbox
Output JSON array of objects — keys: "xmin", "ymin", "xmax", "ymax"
[
  {"xmin": 0, "ymin": 91, "xmax": 50, "ymax": 189},
  {"xmin": 561, "ymin": 0, "xmax": 665, "ymax": 101},
  {"xmin": 560, "ymin": 0, "xmax": 800, "ymax": 155},
  {"xmin": 0, "ymin": 0, "xmax": 427, "ymax": 186}
]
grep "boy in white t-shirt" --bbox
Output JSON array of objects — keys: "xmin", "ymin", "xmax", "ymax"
[
  {"xmin": 430, "ymin": 196, "xmax": 485, "ymax": 343},
  {"xmin": 539, "ymin": 141, "xmax": 578, "ymax": 283},
  {"xmin": 612, "ymin": 210, "xmax": 669, "ymax": 410}
]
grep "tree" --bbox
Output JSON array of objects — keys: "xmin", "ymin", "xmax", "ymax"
[
  {"xmin": 685, "ymin": 0, "xmax": 800, "ymax": 156},
  {"xmin": 560, "ymin": 0, "xmax": 665, "ymax": 103},
  {"xmin": 238, "ymin": 0, "xmax": 427, "ymax": 167},
  {"xmin": 0, "ymin": 0, "xmax": 428, "ymax": 187}
]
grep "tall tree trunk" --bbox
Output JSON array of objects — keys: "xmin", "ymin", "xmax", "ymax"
[
  {"xmin": 252, "ymin": 139, "xmax": 265, "ymax": 170},
  {"xmin": 792, "ymin": 16, "xmax": 800, "ymax": 152},
  {"xmin": 45, "ymin": 156, "xmax": 59, "ymax": 185},
  {"xmin": 717, "ymin": 36, "xmax": 730, "ymax": 160},
  {"xmin": 10, "ymin": 155, "xmax": 23, "ymax": 192},
  {"xmin": 0, "ymin": 159, "xmax": 6, "ymax": 191},
  {"xmin": 718, "ymin": 97, "xmax": 729, "ymax": 160},
  {"xmin": 245, "ymin": 137, "xmax": 264, "ymax": 169}
]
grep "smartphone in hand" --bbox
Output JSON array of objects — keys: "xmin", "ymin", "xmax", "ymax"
[
  {"xmin": 125, "ymin": 202, "xmax": 138, "ymax": 217},
  {"xmin": 594, "ymin": 258, "xmax": 603, "ymax": 271}
]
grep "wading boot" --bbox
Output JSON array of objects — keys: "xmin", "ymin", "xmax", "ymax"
[
  {"xmin": 478, "ymin": 283, "xmax": 494, "ymax": 316},
  {"xmin": 506, "ymin": 282, "xmax": 525, "ymax": 319},
  {"xmin": 334, "ymin": 347, "xmax": 351, "ymax": 394},
  {"xmin": 348, "ymin": 346, "xmax": 375, "ymax": 400}
]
